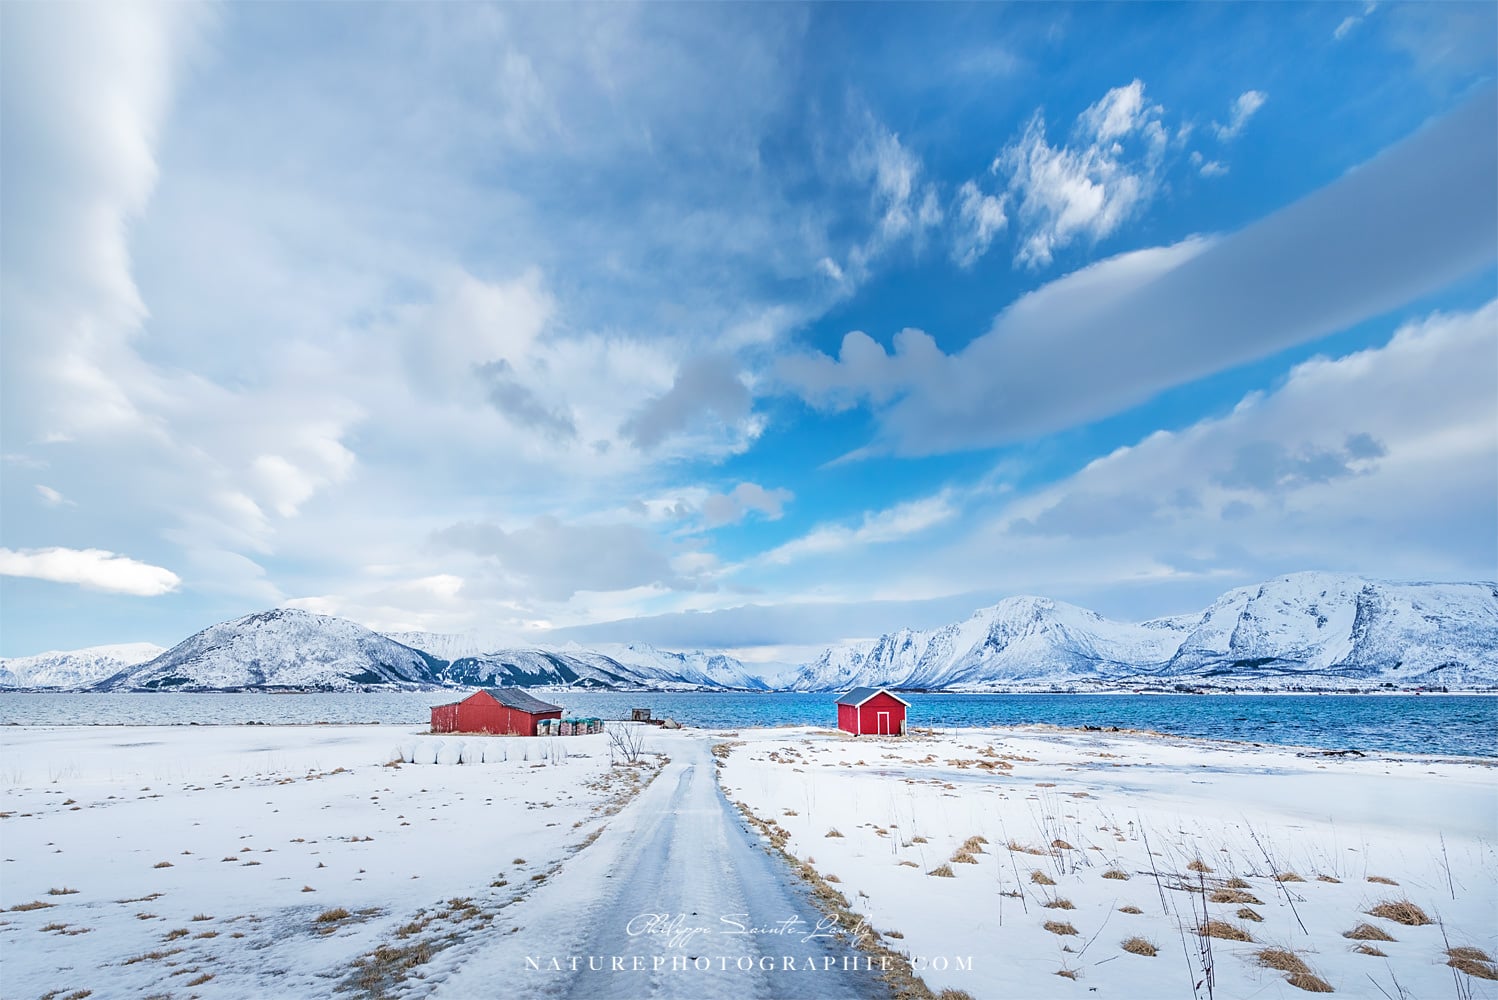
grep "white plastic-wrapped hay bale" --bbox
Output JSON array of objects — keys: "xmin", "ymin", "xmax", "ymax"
[
  {"xmin": 436, "ymin": 741, "xmax": 464, "ymax": 765},
  {"xmin": 411, "ymin": 739, "xmax": 441, "ymax": 765}
]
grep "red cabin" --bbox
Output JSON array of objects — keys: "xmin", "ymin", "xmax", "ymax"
[
  {"xmin": 430, "ymin": 688, "xmax": 563, "ymax": 736},
  {"xmin": 835, "ymin": 686, "xmax": 909, "ymax": 736}
]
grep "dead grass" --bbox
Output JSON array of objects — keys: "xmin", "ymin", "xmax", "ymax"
[
  {"xmin": 1101, "ymin": 869, "xmax": 1129, "ymax": 880},
  {"xmin": 190, "ymin": 913, "xmax": 212, "ymax": 921},
  {"xmin": 9, "ymin": 900, "xmax": 54, "ymax": 912},
  {"xmin": 315, "ymin": 906, "xmax": 352, "ymax": 925},
  {"xmin": 1342, "ymin": 923, "xmax": 1394, "ymax": 942},
  {"xmin": 910, "ymin": 835, "xmax": 929, "ymax": 845},
  {"xmin": 1041, "ymin": 898, "xmax": 1075, "ymax": 910},
  {"xmin": 1030, "ymin": 870, "xmax": 1056, "ymax": 886},
  {"xmin": 1274, "ymin": 871, "xmax": 1305, "ymax": 883},
  {"xmin": 1043, "ymin": 920, "xmax": 1079, "ymax": 936},
  {"xmin": 151, "ymin": 861, "xmax": 173, "ymax": 869},
  {"xmin": 162, "ymin": 928, "xmax": 189, "ymax": 941},
  {"xmin": 898, "ymin": 860, "xmax": 919, "ymax": 868},
  {"xmin": 961, "ymin": 836, "xmax": 988, "ymax": 852},
  {"xmin": 1257, "ymin": 949, "xmax": 1334, "ymax": 992},
  {"xmin": 1050, "ymin": 838, "xmax": 1075, "ymax": 851},
  {"xmin": 1316, "ymin": 875, "xmax": 1342, "ymax": 883},
  {"xmin": 1209, "ymin": 888, "xmax": 1263, "ymax": 905},
  {"xmin": 950, "ymin": 848, "xmax": 980, "ymax": 865},
  {"xmin": 1007, "ymin": 840, "xmax": 1046, "ymax": 855},
  {"xmin": 1365, "ymin": 899, "xmax": 1430, "ymax": 926},
  {"xmin": 185, "ymin": 973, "xmax": 214, "ymax": 987},
  {"xmin": 1198, "ymin": 920, "xmax": 1253, "ymax": 942},
  {"xmin": 1187, "ymin": 859, "xmax": 1214, "ymax": 873},
  {"xmin": 928, "ymin": 864, "xmax": 955, "ymax": 878},
  {"xmin": 1237, "ymin": 907, "xmax": 1264, "ymax": 922},
  {"xmin": 46, "ymin": 887, "xmax": 79, "ymax": 896},
  {"xmin": 1119, "ymin": 905, "xmax": 1143, "ymax": 915},
  {"xmin": 825, "ymin": 828, "xmax": 844, "ymax": 838},
  {"xmin": 1365, "ymin": 875, "xmax": 1398, "ymax": 885},
  {"xmin": 1353, "ymin": 944, "xmax": 1386, "ymax": 957},
  {"xmin": 1224, "ymin": 876, "xmax": 1252, "ymax": 889},
  {"xmin": 1447, "ymin": 947, "xmax": 1498, "ymax": 981},
  {"xmin": 1121, "ymin": 936, "xmax": 1158, "ymax": 957},
  {"xmin": 1055, "ymin": 969, "xmax": 1078, "ymax": 980},
  {"xmin": 122, "ymin": 948, "xmax": 184, "ymax": 965}
]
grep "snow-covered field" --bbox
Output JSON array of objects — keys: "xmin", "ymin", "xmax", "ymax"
[
  {"xmin": 0, "ymin": 725, "xmax": 654, "ymax": 998},
  {"xmin": 718, "ymin": 726, "xmax": 1498, "ymax": 999}
]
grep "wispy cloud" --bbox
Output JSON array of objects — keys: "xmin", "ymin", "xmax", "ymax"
[
  {"xmin": 1212, "ymin": 90, "xmax": 1267, "ymax": 141},
  {"xmin": 0, "ymin": 547, "xmax": 181, "ymax": 596},
  {"xmin": 760, "ymin": 493, "xmax": 957, "ymax": 566}
]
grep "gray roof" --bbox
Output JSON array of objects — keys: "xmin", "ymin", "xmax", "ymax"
[
  {"xmin": 835, "ymin": 686, "xmax": 911, "ymax": 708},
  {"xmin": 476, "ymin": 687, "xmax": 563, "ymax": 714}
]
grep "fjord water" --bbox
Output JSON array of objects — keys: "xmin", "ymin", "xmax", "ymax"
[{"xmin": 1, "ymin": 692, "xmax": 1493, "ymax": 757}]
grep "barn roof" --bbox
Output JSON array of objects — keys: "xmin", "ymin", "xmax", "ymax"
[
  {"xmin": 475, "ymin": 688, "xmax": 563, "ymax": 714},
  {"xmin": 835, "ymin": 686, "xmax": 912, "ymax": 708}
]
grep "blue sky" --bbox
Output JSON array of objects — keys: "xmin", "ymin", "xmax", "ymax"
[{"xmin": 2, "ymin": 2, "xmax": 1495, "ymax": 662}]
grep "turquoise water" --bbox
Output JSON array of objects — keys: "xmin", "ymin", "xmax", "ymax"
[{"xmin": 1, "ymin": 691, "xmax": 1493, "ymax": 758}]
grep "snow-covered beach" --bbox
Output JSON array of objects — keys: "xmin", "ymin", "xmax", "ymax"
[
  {"xmin": 720, "ymin": 726, "xmax": 1498, "ymax": 998},
  {"xmin": 3, "ymin": 721, "xmax": 1495, "ymax": 999}
]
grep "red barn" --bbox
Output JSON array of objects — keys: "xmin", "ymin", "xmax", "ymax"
[
  {"xmin": 835, "ymin": 686, "xmax": 910, "ymax": 736},
  {"xmin": 430, "ymin": 688, "xmax": 563, "ymax": 736}
]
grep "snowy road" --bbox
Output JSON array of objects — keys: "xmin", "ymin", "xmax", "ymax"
[{"xmin": 429, "ymin": 733, "xmax": 893, "ymax": 1000}]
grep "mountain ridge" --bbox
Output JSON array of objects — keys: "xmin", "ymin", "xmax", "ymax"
[{"xmin": 2, "ymin": 572, "xmax": 1493, "ymax": 692}]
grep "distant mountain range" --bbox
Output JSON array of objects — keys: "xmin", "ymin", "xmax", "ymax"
[
  {"xmin": 1, "ymin": 573, "xmax": 1493, "ymax": 692},
  {"xmin": 787, "ymin": 573, "xmax": 1498, "ymax": 692}
]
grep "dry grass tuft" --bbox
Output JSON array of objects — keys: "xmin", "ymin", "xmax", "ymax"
[
  {"xmin": 1224, "ymin": 876, "xmax": 1252, "ymax": 889},
  {"xmin": 1030, "ymin": 870, "xmax": 1056, "ymax": 886},
  {"xmin": 1050, "ymin": 838, "xmax": 1075, "ymax": 851},
  {"xmin": 1287, "ymin": 972, "xmax": 1335, "ymax": 993},
  {"xmin": 1209, "ymin": 888, "xmax": 1263, "ymax": 905},
  {"xmin": 1342, "ymin": 923, "xmax": 1394, "ymax": 942},
  {"xmin": 1121, "ymin": 937, "xmax": 1158, "ymax": 957},
  {"xmin": 825, "ymin": 828, "xmax": 844, "ymax": 838},
  {"xmin": 1187, "ymin": 859, "xmax": 1214, "ymax": 873},
  {"xmin": 1316, "ymin": 875, "xmax": 1342, "ymax": 883},
  {"xmin": 1043, "ymin": 920, "xmax": 1078, "ymax": 936},
  {"xmin": 1447, "ymin": 947, "xmax": 1498, "ymax": 981},
  {"xmin": 316, "ymin": 907, "xmax": 352, "ymax": 924},
  {"xmin": 1007, "ymin": 840, "xmax": 1046, "ymax": 855},
  {"xmin": 1101, "ymin": 869, "xmax": 1130, "ymax": 880},
  {"xmin": 1365, "ymin": 875, "xmax": 1398, "ymax": 885},
  {"xmin": 1257, "ymin": 949, "xmax": 1312, "ymax": 975},
  {"xmin": 1055, "ymin": 969, "xmax": 1078, "ymax": 980},
  {"xmin": 928, "ymin": 864, "xmax": 955, "ymax": 878},
  {"xmin": 162, "ymin": 928, "xmax": 189, "ymax": 941},
  {"xmin": 1118, "ymin": 905, "xmax": 1143, "ymax": 915},
  {"xmin": 1353, "ymin": 944, "xmax": 1386, "ymax": 957},
  {"xmin": 898, "ymin": 860, "xmax": 919, "ymax": 868},
  {"xmin": 962, "ymin": 836, "xmax": 988, "ymax": 852},
  {"xmin": 1042, "ymin": 898, "xmax": 1075, "ymax": 910},
  {"xmin": 910, "ymin": 835, "xmax": 929, "ymax": 844},
  {"xmin": 46, "ymin": 888, "xmax": 79, "ymax": 896},
  {"xmin": 950, "ymin": 849, "xmax": 980, "ymax": 865},
  {"xmin": 1274, "ymin": 871, "xmax": 1305, "ymax": 883},
  {"xmin": 1237, "ymin": 907, "xmax": 1264, "ymax": 922},
  {"xmin": 1198, "ymin": 920, "xmax": 1253, "ymax": 942},
  {"xmin": 1365, "ymin": 899, "xmax": 1430, "ymax": 926},
  {"xmin": 10, "ymin": 900, "xmax": 54, "ymax": 912}
]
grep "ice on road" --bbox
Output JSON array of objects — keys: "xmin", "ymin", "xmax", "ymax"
[{"xmin": 431, "ymin": 733, "xmax": 892, "ymax": 1000}]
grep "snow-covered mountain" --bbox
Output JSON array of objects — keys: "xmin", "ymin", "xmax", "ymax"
[
  {"xmin": 1160, "ymin": 574, "xmax": 1498, "ymax": 687},
  {"xmin": 787, "ymin": 596, "xmax": 1192, "ymax": 691},
  {"xmin": 0, "ymin": 642, "xmax": 165, "ymax": 689},
  {"xmin": 789, "ymin": 573, "xmax": 1498, "ymax": 691},
  {"xmin": 385, "ymin": 632, "xmax": 768, "ymax": 691},
  {"xmin": 94, "ymin": 609, "xmax": 445, "ymax": 691}
]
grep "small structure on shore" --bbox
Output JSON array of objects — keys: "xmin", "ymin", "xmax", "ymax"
[
  {"xmin": 430, "ymin": 688, "xmax": 563, "ymax": 736},
  {"xmin": 835, "ymin": 686, "xmax": 909, "ymax": 736}
]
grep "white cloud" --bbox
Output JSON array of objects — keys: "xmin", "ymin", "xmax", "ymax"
[
  {"xmin": 0, "ymin": 546, "xmax": 181, "ymax": 596},
  {"xmin": 1191, "ymin": 151, "xmax": 1229, "ymax": 177},
  {"xmin": 994, "ymin": 79, "xmax": 1169, "ymax": 268},
  {"xmin": 34, "ymin": 485, "xmax": 74, "ymax": 507},
  {"xmin": 701, "ymin": 482, "xmax": 794, "ymax": 528},
  {"xmin": 951, "ymin": 180, "xmax": 1009, "ymax": 268},
  {"xmin": 781, "ymin": 88, "xmax": 1498, "ymax": 456},
  {"xmin": 760, "ymin": 492, "xmax": 956, "ymax": 566},
  {"xmin": 1335, "ymin": 3, "xmax": 1378, "ymax": 41},
  {"xmin": 1213, "ymin": 90, "xmax": 1267, "ymax": 141}
]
